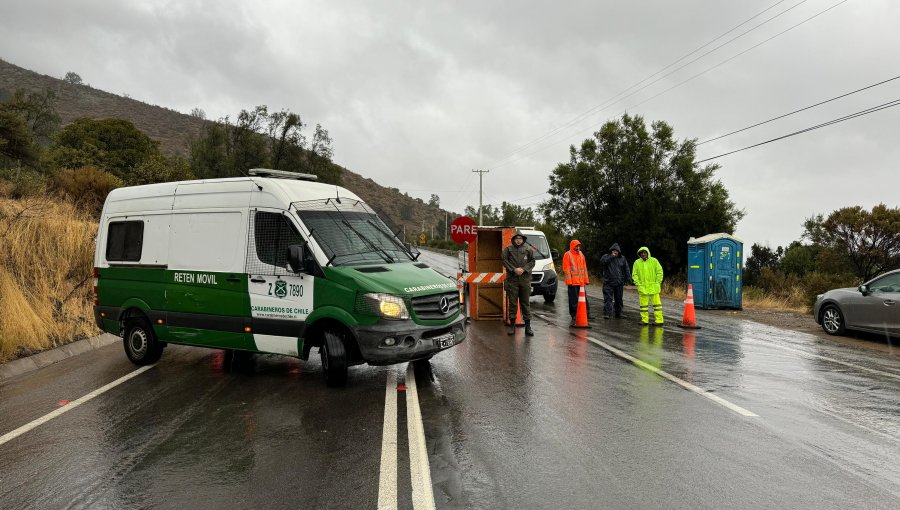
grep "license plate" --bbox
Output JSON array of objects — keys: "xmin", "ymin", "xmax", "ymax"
[{"xmin": 435, "ymin": 333, "xmax": 455, "ymax": 348}]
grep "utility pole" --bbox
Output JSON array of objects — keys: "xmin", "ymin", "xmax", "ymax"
[
  {"xmin": 445, "ymin": 211, "xmax": 448, "ymax": 239},
  {"xmin": 472, "ymin": 169, "xmax": 489, "ymax": 226}
]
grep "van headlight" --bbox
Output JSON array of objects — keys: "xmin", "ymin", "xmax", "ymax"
[
  {"xmin": 361, "ymin": 293, "xmax": 410, "ymax": 320},
  {"xmin": 543, "ymin": 262, "xmax": 555, "ymax": 272}
]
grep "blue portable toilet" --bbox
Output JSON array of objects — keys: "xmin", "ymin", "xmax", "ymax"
[{"xmin": 687, "ymin": 233, "xmax": 743, "ymax": 310}]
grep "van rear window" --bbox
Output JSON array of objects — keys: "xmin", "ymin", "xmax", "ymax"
[{"xmin": 106, "ymin": 221, "xmax": 144, "ymax": 262}]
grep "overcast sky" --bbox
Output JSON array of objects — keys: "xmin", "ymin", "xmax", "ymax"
[{"xmin": 2, "ymin": 0, "xmax": 898, "ymax": 249}]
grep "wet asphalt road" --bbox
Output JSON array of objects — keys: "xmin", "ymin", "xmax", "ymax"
[{"xmin": 2, "ymin": 284, "xmax": 900, "ymax": 509}]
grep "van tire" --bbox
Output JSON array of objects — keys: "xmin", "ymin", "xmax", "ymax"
[
  {"xmin": 321, "ymin": 330, "xmax": 348, "ymax": 387},
  {"xmin": 543, "ymin": 293, "xmax": 556, "ymax": 303},
  {"xmin": 123, "ymin": 319, "xmax": 164, "ymax": 365}
]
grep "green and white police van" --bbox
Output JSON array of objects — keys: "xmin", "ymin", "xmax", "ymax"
[{"xmin": 93, "ymin": 169, "xmax": 466, "ymax": 385}]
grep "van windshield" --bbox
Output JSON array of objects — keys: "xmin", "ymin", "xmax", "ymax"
[
  {"xmin": 295, "ymin": 204, "xmax": 415, "ymax": 266},
  {"xmin": 528, "ymin": 235, "xmax": 550, "ymax": 259}
]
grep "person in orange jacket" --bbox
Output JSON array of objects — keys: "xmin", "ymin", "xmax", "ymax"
[{"xmin": 561, "ymin": 239, "xmax": 590, "ymax": 325}]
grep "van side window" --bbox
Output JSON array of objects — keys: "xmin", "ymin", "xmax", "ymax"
[
  {"xmin": 106, "ymin": 221, "xmax": 144, "ymax": 262},
  {"xmin": 250, "ymin": 211, "xmax": 305, "ymax": 275}
]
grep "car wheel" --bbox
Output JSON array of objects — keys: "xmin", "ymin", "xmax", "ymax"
[
  {"xmin": 821, "ymin": 304, "xmax": 846, "ymax": 336},
  {"xmin": 123, "ymin": 319, "xmax": 164, "ymax": 365},
  {"xmin": 320, "ymin": 330, "xmax": 348, "ymax": 387},
  {"xmin": 543, "ymin": 293, "xmax": 556, "ymax": 303}
]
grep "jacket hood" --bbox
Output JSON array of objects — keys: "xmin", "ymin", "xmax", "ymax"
[
  {"xmin": 609, "ymin": 243, "xmax": 621, "ymax": 253},
  {"xmin": 512, "ymin": 231, "xmax": 528, "ymax": 242},
  {"xmin": 569, "ymin": 239, "xmax": 582, "ymax": 251},
  {"xmin": 637, "ymin": 246, "xmax": 651, "ymax": 257}
]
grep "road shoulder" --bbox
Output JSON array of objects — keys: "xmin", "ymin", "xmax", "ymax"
[{"xmin": 0, "ymin": 333, "xmax": 120, "ymax": 381}]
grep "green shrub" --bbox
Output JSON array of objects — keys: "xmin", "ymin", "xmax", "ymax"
[
  {"xmin": 0, "ymin": 166, "xmax": 49, "ymax": 198},
  {"xmin": 757, "ymin": 267, "xmax": 803, "ymax": 300},
  {"xmin": 130, "ymin": 154, "xmax": 194, "ymax": 185},
  {"xmin": 51, "ymin": 166, "xmax": 122, "ymax": 212},
  {"xmin": 801, "ymin": 271, "xmax": 859, "ymax": 308}
]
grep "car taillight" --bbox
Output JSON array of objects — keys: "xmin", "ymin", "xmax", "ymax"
[{"xmin": 92, "ymin": 267, "xmax": 99, "ymax": 305}]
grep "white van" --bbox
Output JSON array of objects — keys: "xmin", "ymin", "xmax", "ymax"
[
  {"xmin": 93, "ymin": 169, "xmax": 466, "ymax": 385},
  {"xmin": 517, "ymin": 227, "xmax": 559, "ymax": 303}
]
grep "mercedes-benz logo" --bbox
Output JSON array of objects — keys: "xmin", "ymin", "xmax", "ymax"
[{"xmin": 439, "ymin": 295, "xmax": 451, "ymax": 314}]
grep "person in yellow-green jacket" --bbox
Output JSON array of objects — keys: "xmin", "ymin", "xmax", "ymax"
[{"xmin": 632, "ymin": 246, "xmax": 664, "ymax": 325}]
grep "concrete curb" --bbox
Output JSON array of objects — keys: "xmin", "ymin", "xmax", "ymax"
[{"xmin": 0, "ymin": 333, "xmax": 120, "ymax": 382}]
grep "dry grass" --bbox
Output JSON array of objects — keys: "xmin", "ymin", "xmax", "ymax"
[
  {"xmin": 0, "ymin": 194, "xmax": 99, "ymax": 362},
  {"xmin": 660, "ymin": 277, "xmax": 808, "ymax": 313}
]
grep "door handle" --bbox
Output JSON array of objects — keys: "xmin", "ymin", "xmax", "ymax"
[
  {"xmin": 226, "ymin": 276, "xmax": 241, "ymax": 282},
  {"xmin": 250, "ymin": 277, "xmax": 267, "ymax": 283},
  {"xmin": 884, "ymin": 300, "xmax": 896, "ymax": 306}
]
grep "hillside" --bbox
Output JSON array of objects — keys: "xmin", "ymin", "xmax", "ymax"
[{"xmin": 0, "ymin": 57, "xmax": 455, "ymax": 240}]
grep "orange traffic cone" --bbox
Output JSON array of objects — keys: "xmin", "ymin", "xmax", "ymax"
[
  {"xmin": 677, "ymin": 284, "xmax": 702, "ymax": 329},
  {"xmin": 571, "ymin": 285, "xmax": 591, "ymax": 329},
  {"xmin": 515, "ymin": 302, "xmax": 525, "ymax": 327}
]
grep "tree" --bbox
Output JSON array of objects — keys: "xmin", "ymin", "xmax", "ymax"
[
  {"xmin": 63, "ymin": 72, "xmax": 83, "ymax": 85},
  {"xmin": 48, "ymin": 118, "xmax": 160, "ymax": 183},
  {"xmin": 0, "ymin": 89, "xmax": 60, "ymax": 142},
  {"xmin": 0, "ymin": 110, "xmax": 38, "ymax": 166},
  {"xmin": 744, "ymin": 243, "xmax": 783, "ymax": 285},
  {"xmin": 190, "ymin": 107, "xmax": 206, "ymax": 119},
  {"xmin": 803, "ymin": 204, "xmax": 900, "ymax": 281},
  {"xmin": 542, "ymin": 113, "xmax": 744, "ymax": 274},
  {"xmin": 428, "ymin": 194, "xmax": 440, "ymax": 208},
  {"xmin": 130, "ymin": 153, "xmax": 195, "ymax": 185},
  {"xmin": 778, "ymin": 241, "xmax": 819, "ymax": 277},
  {"xmin": 308, "ymin": 123, "xmax": 338, "ymax": 184},
  {"xmin": 465, "ymin": 204, "xmax": 500, "ymax": 225},
  {"xmin": 499, "ymin": 202, "xmax": 536, "ymax": 226},
  {"xmin": 189, "ymin": 106, "xmax": 340, "ymax": 184}
]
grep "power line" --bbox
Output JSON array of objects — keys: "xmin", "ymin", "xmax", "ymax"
[
  {"xmin": 483, "ymin": 0, "xmax": 807, "ymax": 170},
  {"xmin": 698, "ymin": 74, "xmax": 900, "ymax": 145},
  {"xmin": 695, "ymin": 98, "xmax": 900, "ymax": 163},
  {"xmin": 488, "ymin": 0, "xmax": 853, "ymax": 172}
]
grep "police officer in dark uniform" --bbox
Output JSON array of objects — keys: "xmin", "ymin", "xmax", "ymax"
[{"xmin": 502, "ymin": 231, "xmax": 535, "ymax": 336}]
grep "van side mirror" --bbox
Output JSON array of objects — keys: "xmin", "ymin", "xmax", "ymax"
[
  {"xmin": 858, "ymin": 284, "xmax": 869, "ymax": 295},
  {"xmin": 287, "ymin": 244, "xmax": 306, "ymax": 273},
  {"xmin": 551, "ymin": 248, "xmax": 559, "ymax": 260}
]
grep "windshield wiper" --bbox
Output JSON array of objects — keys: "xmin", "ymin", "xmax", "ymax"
[
  {"xmin": 525, "ymin": 241, "xmax": 549, "ymax": 259},
  {"xmin": 341, "ymin": 220, "xmax": 394, "ymax": 263},
  {"xmin": 366, "ymin": 219, "xmax": 419, "ymax": 261}
]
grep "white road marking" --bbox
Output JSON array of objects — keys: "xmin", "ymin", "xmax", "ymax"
[
  {"xmin": 377, "ymin": 368, "xmax": 399, "ymax": 510},
  {"xmin": 0, "ymin": 365, "xmax": 154, "ymax": 447},
  {"xmin": 584, "ymin": 335, "xmax": 758, "ymax": 417},
  {"xmin": 406, "ymin": 363, "xmax": 436, "ymax": 510}
]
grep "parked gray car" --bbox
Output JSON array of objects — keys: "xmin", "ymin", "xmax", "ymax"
[{"xmin": 814, "ymin": 269, "xmax": 900, "ymax": 338}]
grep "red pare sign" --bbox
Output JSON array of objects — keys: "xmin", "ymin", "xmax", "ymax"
[{"xmin": 450, "ymin": 216, "xmax": 478, "ymax": 243}]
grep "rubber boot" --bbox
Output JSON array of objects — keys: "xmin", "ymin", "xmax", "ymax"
[
  {"xmin": 507, "ymin": 324, "xmax": 515, "ymax": 335},
  {"xmin": 524, "ymin": 321, "xmax": 534, "ymax": 336}
]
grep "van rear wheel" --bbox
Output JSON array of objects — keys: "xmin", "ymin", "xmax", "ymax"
[
  {"xmin": 320, "ymin": 330, "xmax": 348, "ymax": 387},
  {"xmin": 123, "ymin": 319, "xmax": 163, "ymax": 365}
]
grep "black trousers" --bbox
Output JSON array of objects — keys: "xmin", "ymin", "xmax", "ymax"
[
  {"xmin": 505, "ymin": 278, "xmax": 531, "ymax": 324},
  {"xmin": 567, "ymin": 285, "xmax": 591, "ymax": 318},
  {"xmin": 603, "ymin": 284, "xmax": 624, "ymax": 317}
]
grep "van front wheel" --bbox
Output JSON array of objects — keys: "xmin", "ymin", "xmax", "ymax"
[
  {"xmin": 123, "ymin": 319, "xmax": 164, "ymax": 365},
  {"xmin": 321, "ymin": 330, "xmax": 348, "ymax": 387}
]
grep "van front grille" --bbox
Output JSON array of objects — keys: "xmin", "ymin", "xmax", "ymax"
[{"xmin": 410, "ymin": 291, "xmax": 460, "ymax": 320}]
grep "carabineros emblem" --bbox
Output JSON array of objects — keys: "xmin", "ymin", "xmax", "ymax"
[{"xmin": 274, "ymin": 280, "xmax": 288, "ymax": 298}]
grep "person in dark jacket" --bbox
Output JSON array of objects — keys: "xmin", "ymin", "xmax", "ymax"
[
  {"xmin": 502, "ymin": 231, "xmax": 535, "ymax": 336},
  {"xmin": 599, "ymin": 243, "xmax": 632, "ymax": 319}
]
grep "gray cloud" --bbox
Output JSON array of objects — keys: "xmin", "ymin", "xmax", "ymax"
[{"xmin": 1, "ymin": 0, "xmax": 897, "ymax": 247}]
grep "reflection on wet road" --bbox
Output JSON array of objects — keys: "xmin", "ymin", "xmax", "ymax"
[{"xmin": 2, "ymin": 284, "xmax": 900, "ymax": 509}]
